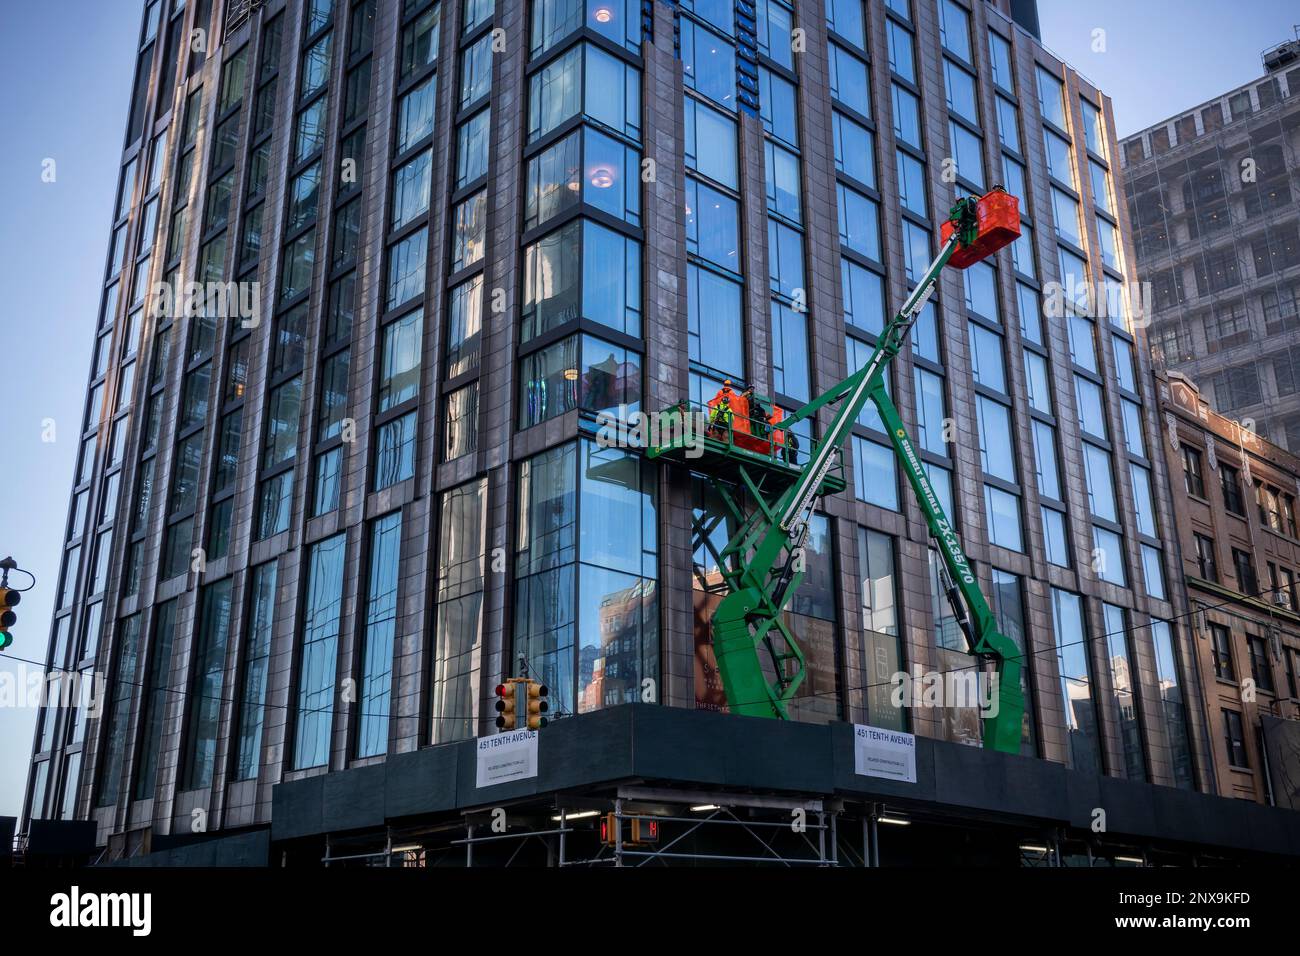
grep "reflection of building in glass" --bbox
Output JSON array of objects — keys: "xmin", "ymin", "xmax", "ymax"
[
  {"xmin": 580, "ymin": 578, "xmax": 657, "ymax": 712},
  {"xmin": 1063, "ymin": 678, "xmax": 1100, "ymax": 764},
  {"xmin": 1110, "ymin": 656, "xmax": 1137, "ymax": 720}
]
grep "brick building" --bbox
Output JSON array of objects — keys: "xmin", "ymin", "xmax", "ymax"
[{"xmin": 1157, "ymin": 370, "xmax": 1300, "ymax": 805}]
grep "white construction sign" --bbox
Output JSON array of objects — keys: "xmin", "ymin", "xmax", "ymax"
[
  {"xmin": 853, "ymin": 724, "xmax": 917, "ymax": 784},
  {"xmin": 475, "ymin": 729, "xmax": 539, "ymax": 787}
]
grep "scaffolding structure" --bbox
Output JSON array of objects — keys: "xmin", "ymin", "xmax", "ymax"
[{"xmin": 320, "ymin": 786, "xmax": 844, "ymax": 868}]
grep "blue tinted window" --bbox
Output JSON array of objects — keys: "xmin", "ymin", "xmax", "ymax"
[
  {"xmin": 1037, "ymin": 66, "xmax": 1066, "ymax": 128},
  {"xmin": 1032, "ymin": 420, "xmax": 1061, "ymax": 500},
  {"xmin": 757, "ymin": 0, "xmax": 795, "ymax": 69},
  {"xmin": 531, "ymin": 0, "xmax": 640, "ymax": 56},
  {"xmin": 1043, "ymin": 507, "xmax": 1069, "ymax": 567},
  {"xmin": 833, "ymin": 111, "xmax": 874, "ymax": 187},
  {"xmin": 837, "ymin": 184, "xmax": 880, "ymax": 260},
  {"xmin": 969, "ymin": 324, "xmax": 1006, "ymax": 391},
  {"xmin": 234, "ymin": 562, "xmax": 277, "ymax": 779},
  {"xmin": 886, "ymin": 20, "xmax": 914, "ymax": 81},
  {"xmin": 771, "ymin": 301, "xmax": 810, "ymax": 401},
  {"xmin": 456, "ymin": 109, "xmax": 491, "ymax": 186},
  {"xmin": 1093, "ymin": 526, "xmax": 1127, "ymax": 586},
  {"xmin": 686, "ymin": 178, "xmax": 740, "ymax": 273},
  {"xmin": 768, "ymin": 218, "xmax": 805, "ymax": 301},
  {"xmin": 938, "ymin": 0, "xmax": 970, "ymax": 60},
  {"xmin": 519, "ymin": 333, "xmax": 642, "ymax": 427},
  {"xmin": 842, "ymin": 258, "xmax": 884, "ymax": 335},
  {"xmin": 685, "ymin": 96, "xmax": 738, "ymax": 189},
  {"xmin": 683, "ymin": 21, "xmax": 735, "ymax": 109},
  {"xmin": 985, "ymin": 486, "xmax": 1022, "ymax": 551},
  {"xmin": 944, "ymin": 60, "xmax": 978, "ymax": 123},
  {"xmin": 977, "ymin": 396, "xmax": 1016, "ymax": 482},
  {"xmin": 896, "ymin": 150, "xmax": 927, "ymax": 217},
  {"xmin": 760, "ymin": 67, "xmax": 798, "ymax": 145},
  {"xmin": 765, "ymin": 141, "xmax": 802, "ymax": 223},
  {"xmin": 182, "ymin": 579, "xmax": 233, "ymax": 790},
  {"xmin": 914, "ymin": 367, "xmax": 947, "ymax": 455},
  {"xmin": 949, "ymin": 120, "xmax": 985, "ymax": 188},
  {"xmin": 829, "ymin": 43, "xmax": 870, "ymax": 117},
  {"xmin": 854, "ymin": 437, "xmax": 898, "ymax": 511},
  {"xmin": 1075, "ymin": 375, "xmax": 1107, "ymax": 438},
  {"xmin": 357, "ymin": 513, "xmax": 402, "ymax": 757},
  {"xmin": 826, "ymin": 0, "xmax": 866, "ymax": 48},
  {"xmin": 374, "ymin": 412, "xmax": 417, "ymax": 489},
  {"xmin": 1052, "ymin": 588, "xmax": 1101, "ymax": 772},
  {"xmin": 688, "ymin": 266, "xmax": 743, "ymax": 376},
  {"xmin": 892, "ymin": 84, "xmax": 921, "ymax": 148},
  {"xmin": 1083, "ymin": 442, "xmax": 1116, "ymax": 520}
]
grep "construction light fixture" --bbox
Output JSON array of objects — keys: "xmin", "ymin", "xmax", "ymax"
[
  {"xmin": 550, "ymin": 810, "xmax": 600, "ymax": 821},
  {"xmin": 390, "ymin": 844, "xmax": 424, "ymax": 854},
  {"xmin": 1115, "ymin": 855, "xmax": 1145, "ymax": 864},
  {"xmin": 877, "ymin": 815, "xmax": 911, "ymax": 826},
  {"xmin": 1019, "ymin": 844, "xmax": 1049, "ymax": 854},
  {"xmin": 689, "ymin": 804, "xmax": 720, "ymax": 812}
]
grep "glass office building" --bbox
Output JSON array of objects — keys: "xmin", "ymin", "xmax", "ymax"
[
  {"xmin": 27, "ymin": 0, "xmax": 1251, "ymax": 864},
  {"xmin": 1122, "ymin": 42, "xmax": 1300, "ymax": 448}
]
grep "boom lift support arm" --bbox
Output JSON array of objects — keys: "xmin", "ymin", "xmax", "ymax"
[{"xmin": 706, "ymin": 195, "xmax": 1025, "ymax": 753}]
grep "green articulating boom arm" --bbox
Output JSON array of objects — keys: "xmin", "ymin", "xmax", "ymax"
[{"xmin": 710, "ymin": 196, "xmax": 1025, "ymax": 753}]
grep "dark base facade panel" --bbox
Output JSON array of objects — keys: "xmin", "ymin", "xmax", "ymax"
[{"xmin": 104, "ymin": 706, "xmax": 1300, "ymax": 867}]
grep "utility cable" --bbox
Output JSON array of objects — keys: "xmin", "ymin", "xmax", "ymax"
[{"xmin": 9, "ymin": 571, "xmax": 1294, "ymax": 726}]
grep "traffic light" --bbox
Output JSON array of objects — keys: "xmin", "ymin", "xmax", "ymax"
[
  {"xmin": 494, "ymin": 680, "xmax": 518, "ymax": 731},
  {"xmin": 525, "ymin": 680, "xmax": 549, "ymax": 729},
  {"xmin": 495, "ymin": 676, "xmax": 550, "ymax": 732},
  {"xmin": 0, "ymin": 587, "xmax": 18, "ymax": 651}
]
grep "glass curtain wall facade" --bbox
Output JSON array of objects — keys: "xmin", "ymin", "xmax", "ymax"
[{"xmin": 28, "ymin": 0, "xmax": 1209, "ymax": 844}]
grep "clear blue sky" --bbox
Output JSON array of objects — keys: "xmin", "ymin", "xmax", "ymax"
[
  {"xmin": 0, "ymin": 0, "xmax": 1295, "ymax": 819},
  {"xmin": 1035, "ymin": 0, "xmax": 1298, "ymax": 136},
  {"xmin": 0, "ymin": 1, "xmax": 137, "ymax": 820}
]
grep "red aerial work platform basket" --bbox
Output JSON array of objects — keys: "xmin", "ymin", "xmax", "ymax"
[
  {"xmin": 940, "ymin": 189, "xmax": 1021, "ymax": 269},
  {"xmin": 706, "ymin": 384, "xmax": 788, "ymax": 456}
]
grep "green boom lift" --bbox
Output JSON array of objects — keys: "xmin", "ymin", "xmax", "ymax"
[{"xmin": 649, "ymin": 192, "xmax": 1025, "ymax": 754}]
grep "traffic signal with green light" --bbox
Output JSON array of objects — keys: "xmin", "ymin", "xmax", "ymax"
[{"xmin": 0, "ymin": 587, "xmax": 19, "ymax": 651}]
